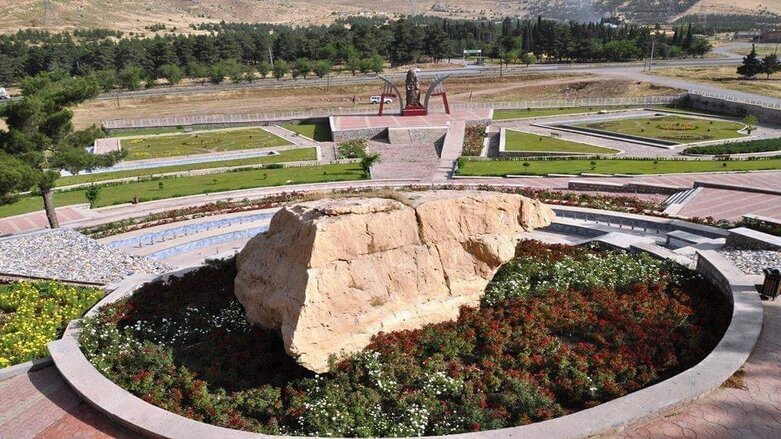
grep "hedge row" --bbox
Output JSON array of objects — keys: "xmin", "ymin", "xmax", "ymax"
[{"xmin": 684, "ymin": 138, "xmax": 781, "ymax": 155}]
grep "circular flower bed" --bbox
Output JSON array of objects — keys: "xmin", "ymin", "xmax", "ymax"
[{"xmin": 80, "ymin": 242, "xmax": 730, "ymax": 437}]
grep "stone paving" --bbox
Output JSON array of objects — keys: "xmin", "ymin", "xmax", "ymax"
[
  {"xmin": 676, "ymin": 188, "xmax": 781, "ymax": 222},
  {"xmin": 367, "ymin": 140, "xmax": 440, "ymax": 181},
  {"xmin": 0, "ymin": 229, "xmax": 170, "ymax": 284},
  {"xmin": 0, "ymin": 206, "xmax": 92, "ymax": 236},
  {"xmin": 331, "ymin": 109, "xmax": 491, "ymax": 131},
  {"xmin": 0, "ymin": 367, "xmax": 136, "ymax": 439}
]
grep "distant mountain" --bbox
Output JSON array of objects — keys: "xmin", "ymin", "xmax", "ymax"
[{"xmin": 0, "ymin": 0, "xmax": 777, "ymax": 34}]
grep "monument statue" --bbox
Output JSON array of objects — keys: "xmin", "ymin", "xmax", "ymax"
[
  {"xmin": 405, "ymin": 68, "xmax": 422, "ymax": 108},
  {"xmin": 376, "ymin": 69, "xmax": 450, "ymax": 116}
]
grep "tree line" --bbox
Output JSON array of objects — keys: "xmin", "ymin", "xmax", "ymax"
[{"xmin": 0, "ymin": 16, "xmax": 713, "ymax": 89}]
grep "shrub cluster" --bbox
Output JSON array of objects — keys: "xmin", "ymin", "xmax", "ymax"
[
  {"xmin": 684, "ymin": 138, "xmax": 781, "ymax": 155},
  {"xmin": 462, "ymin": 125, "xmax": 486, "ymax": 156},
  {"xmin": 338, "ymin": 138, "xmax": 369, "ymax": 159},
  {"xmin": 0, "ymin": 282, "xmax": 103, "ymax": 368},
  {"xmin": 80, "ymin": 243, "xmax": 729, "ymax": 436}
]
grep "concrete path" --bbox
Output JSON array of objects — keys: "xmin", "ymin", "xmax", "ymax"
[{"xmin": 431, "ymin": 120, "xmax": 466, "ymax": 182}]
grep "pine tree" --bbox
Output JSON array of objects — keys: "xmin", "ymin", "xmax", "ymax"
[
  {"xmin": 761, "ymin": 53, "xmax": 781, "ymax": 79},
  {"xmin": 737, "ymin": 45, "xmax": 763, "ymax": 79}
]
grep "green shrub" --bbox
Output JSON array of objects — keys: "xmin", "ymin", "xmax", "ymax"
[
  {"xmin": 338, "ymin": 138, "xmax": 368, "ymax": 159},
  {"xmin": 684, "ymin": 138, "xmax": 781, "ymax": 155}
]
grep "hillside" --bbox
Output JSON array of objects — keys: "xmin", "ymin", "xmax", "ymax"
[{"xmin": 0, "ymin": 0, "xmax": 779, "ymax": 34}]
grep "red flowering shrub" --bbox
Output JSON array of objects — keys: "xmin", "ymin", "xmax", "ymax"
[{"xmin": 80, "ymin": 243, "xmax": 729, "ymax": 436}]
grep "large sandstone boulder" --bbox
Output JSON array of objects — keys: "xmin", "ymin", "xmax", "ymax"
[{"xmin": 235, "ymin": 191, "xmax": 554, "ymax": 372}]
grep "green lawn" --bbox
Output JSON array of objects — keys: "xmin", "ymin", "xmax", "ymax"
[
  {"xmin": 576, "ymin": 116, "xmax": 745, "ymax": 143},
  {"xmin": 121, "ymin": 128, "xmax": 291, "ymax": 161},
  {"xmin": 0, "ymin": 163, "xmax": 364, "ymax": 219},
  {"xmin": 493, "ymin": 106, "xmax": 641, "ymax": 121},
  {"xmin": 457, "ymin": 158, "xmax": 781, "ymax": 177},
  {"xmin": 505, "ymin": 130, "xmax": 619, "ymax": 154},
  {"xmin": 106, "ymin": 127, "xmax": 187, "ymax": 137},
  {"xmin": 57, "ymin": 148, "xmax": 317, "ymax": 187},
  {"xmin": 281, "ymin": 122, "xmax": 332, "ymax": 142}
]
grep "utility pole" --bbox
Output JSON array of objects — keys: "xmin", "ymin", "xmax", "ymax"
[
  {"xmin": 268, "ymin": 47, "xmax": 275, "ymax": 69},
  {"xmin": 646, "ymin": 40, "xmax": 656, "ymax": 72}
]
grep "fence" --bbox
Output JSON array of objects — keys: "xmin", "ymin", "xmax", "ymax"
[
  {"xmin": 102, "ymin": 95, "xmax": 684, "ymax": 130},
  {"xmin": 688, "ymin": 89, "xmax": 781, "ymax": 110}
]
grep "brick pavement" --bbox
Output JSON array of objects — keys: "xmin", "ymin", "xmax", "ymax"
[
  {"xmin": 332, "ymin": 109, "xmax": 491, "ymax": 131},
  {"xmin": 0, "ymin": 207, "xmax": 91, "ymax": 236},
  {"xmin": 0, "ymin": 367, "xmax": 136, "ymax": 439}
]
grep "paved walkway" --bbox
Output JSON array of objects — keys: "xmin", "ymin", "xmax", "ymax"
[
  {"xmin": 367, "ymin": 140, "xmax": 440, "ymax": 181},
  {"xmin": 0, "ymin": 206, "xmax": 93, "ymax": 236},
  {"xmin": 0, "ymin": 367, "xmax": 135, "ymax": 438},
  {"xmin": 431, "ymin": 120, "xmax": 466, "ymax": 182}
]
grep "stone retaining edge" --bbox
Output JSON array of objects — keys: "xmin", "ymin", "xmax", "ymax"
[
  {"xmin": 48, "ymin": 219, "xmax": 763, "ymax": 439},
  {"xmin": 0, "ymin": 357, "xmax": 53, "ymax": 382}
]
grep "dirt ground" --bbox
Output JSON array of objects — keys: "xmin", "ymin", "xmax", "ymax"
[{"xmin": 72, "ymin": 74, "xmax": 680, "ymax": 128}]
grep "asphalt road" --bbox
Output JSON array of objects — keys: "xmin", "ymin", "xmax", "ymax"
[{"xmin": 88, "ymin": 56, "xmax": 742, "ymax": 102}]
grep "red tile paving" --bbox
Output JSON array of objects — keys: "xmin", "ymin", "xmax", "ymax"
[
  {"xmin": 332, "ymin": 109, "xmax": 491, "ymax": 130},
  {"xmin": 0, "ymin": 207, "xmax": 89, "ymax": 236},
  {"xmin": 0, "ymin": 367, "xmax": 136, "ymax": 439},
  {"xmin": 677, "ymin": 188, "xmax": 781, "ymax": 221}
]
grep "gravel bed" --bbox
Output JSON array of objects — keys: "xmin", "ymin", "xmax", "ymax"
[
  {"xmin": 717, "ymin": 248, "xmax": 781, "ymax": 276},
  {"xmin": 0, "ymin": 229, "xmax": 170, "ymax": 284}
]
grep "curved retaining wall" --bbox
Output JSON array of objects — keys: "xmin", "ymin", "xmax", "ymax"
[{"xmin": 48, "ymin": 217, "xmax": 762, "ymax": 439}]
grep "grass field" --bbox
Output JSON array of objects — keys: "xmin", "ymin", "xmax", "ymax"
[
  {"xmin": 493, "ymin": 106, "xmax": 642, "ymax": 120},
  {"xmin": 0, "ymin": 163, "xmax": 363, "ymax": 219},
  {"xmin": 107, "ymin": 127, "xmax": 187, "ymax": 137},
  {"xmin": 576, "ymin": 115, "xmax": 745, "ymax": 143},
  {"xmin": 122, "ymin": 128, "xmax": 291, "ymax": 160},
  {"xmin": 281, "ymin": 122, "xmax": 332, "ymax": 142},
  {"xmin": 57, "ymin": 148, "xmax": 317, "ymax": 187},
  {"xmin": 652, "ymin": 66, "xmax": 781, "ymax": 99},
  {"xmin": 457, "ymin": 158, "xmax": 781, "ymax": 177},
  {"xmin": 505, "ymin": 130, "xmax": 619, "ymax": 154}
]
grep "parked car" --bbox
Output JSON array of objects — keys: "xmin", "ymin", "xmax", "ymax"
[
  {"xmin": 0, "ymin": 87, "xmax": 9, "ymax": 101},
  {"xmin": 369, "ymin": 95, "xmax": 393, "ymax": 104}
]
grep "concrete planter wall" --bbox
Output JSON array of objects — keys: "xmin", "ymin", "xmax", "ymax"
[{"xmin": 48, "ymin": 212, "xmax": 763, "ymax": 439}]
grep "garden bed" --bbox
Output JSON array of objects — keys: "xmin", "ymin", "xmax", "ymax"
[
  {"xmin": 684, "ymin": 138, "xmax": 781, "ymax": 155},
  {"xmin": 503, "ymin": 130, "xmax": 618, "ymax": 155},
  {"xmin": 456, "ymin": 157, "xmax": 781, "ymax": 177},
  {"xmin": 121, "ymin": 128, "xmax": 291, "ymax": 161},
  {"xmin": 1, "ymin": 281, "xmax": 102, "ymax": 368},
  {"xmin": 79, "ymin": 242, "xmax": 730, "ymax": 436},
  {"xmin": 574, "ymin": 116, "xmax": 745, "ymax": 143}
]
